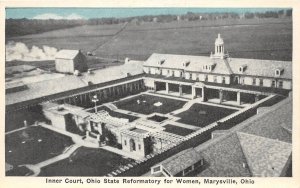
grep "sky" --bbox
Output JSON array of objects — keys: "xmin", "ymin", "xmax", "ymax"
[{"xmin": 6, "ymin": 8, "xmax": 288, "ymax": 20}]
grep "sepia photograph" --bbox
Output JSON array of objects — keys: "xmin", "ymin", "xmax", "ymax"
[{"xmin": 4, "ymin": 7, "xmax": 293, "ymax": 178}]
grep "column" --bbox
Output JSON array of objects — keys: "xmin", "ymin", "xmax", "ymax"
[
  {"xmin": 166, "ymin": 82, "xmax": 169, "ymax": 93},
  {"xmin": 192, "ymin": 87, "xmax": 196, "ymax": 99},
  {"xmin": 73, "ymin": 96, "xmax": 76, "ymax": 105},
  {"xmin": 202, "ymin": 87, "xmax": 206, "ymax": 102},
  {"xmin": 179, "ymin": 85, "xmax": 183, "ymax": 96},
  {"xmin": 219, "ymin": 90, "xmax": 223, "ymax": 104},
  {"xmin": 154, "ymin": 82, "xmax": 157, "ymax": 92},
  {"xmin": 237, "ymin": 91, "xmax": 241, "ymax": 105},
  {"xmin": 80, "ymin": 94, "xmax": 83, "ymax": 104},
  {"xmin": 255, "ymin": 94, "xmax": 259, "ymax": 102}
]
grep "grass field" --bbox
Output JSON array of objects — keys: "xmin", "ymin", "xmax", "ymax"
[
  {"xmin": 114, "ymin": 94, "xmax": 186, "ymax": 115},
  {"xmin": 176, "ymin": 104, "xmax": 237, "ymax": 127},
  {"xmin": 163, "ymin": 124, "xmax": 195, "ymax": 136},
  {"xmin": 5, "ymin": 105, "xmax": 49, "ymax": 132},
  {"xmin": 6, "ymin": 18, "xmax": 292, "ymax": 61},
  {"xmin": 5, "ymin": 126, "xmax": 74, "ymax": 168},
  {"xmin": 39, "ymin": 147, "xmax": 133, "ymax": 176}
]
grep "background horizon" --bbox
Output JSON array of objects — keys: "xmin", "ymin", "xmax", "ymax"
[{"xmin": 6, "ymin": 8, "xmax": 290, "ymax": 20}]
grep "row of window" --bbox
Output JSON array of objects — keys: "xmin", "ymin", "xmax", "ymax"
[
  {"xmin": 236, "ymin": 76, "xmax": 284, "ymax": 88},
  {"xmin": 151, "ymin": 68, "xmax": 286, "ymax": 88},
  {"xmin": 124, "ymin": 139, "xmax": 142, "ymax": 151}
]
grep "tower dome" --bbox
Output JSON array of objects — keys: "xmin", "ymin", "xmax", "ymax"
[
  {"xmin": 213, "ymin": 33, "xmax": 225, "ymax": 59},
  {"xmin": 215, "ymin": 33, "xmax": 224, "ymax": 45}
]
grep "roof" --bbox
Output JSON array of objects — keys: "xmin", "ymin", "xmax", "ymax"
[
  {"xmin": 80, "ymin": 60, "xmax": 143, "ymax": 85},
  {"xmin": 144, "ymin": 53, "xmax": 232, "ymax": 75},
  {"xmin": 195, "ymin": 96, "xmax": 292, "ymax": 177},
  {"xmin": 55, "ymin": 49, "xmax": 80, "ymax": 60},
  {"xmin": 237, "ymin": 132, "xmax": 292, "ymax": 177},
  {"xmin": 6, "ymin": 61, "xmax": 144, "ymax": 106},
  {"xmin": 157, "ymin": 148, "xmax": 203, "ymax": 176},
  {"xmin": 5, "ymin": 81, "xmax": 26, "ymax": 89},
  {"xmin": 144, "ymin": 53, "xmax": 292, "ymax": 79},
  {"xmin": 6, "ymin": 65, "xmax": 36, "ymax": 75},
  {"xmin": 197, "ymin": 133, "xmax": 251, "ymax": 177},
  {"xmin": 215, "ymin": 34, "xmax": 224, "ymax": 45},
  {"xmin": 228, "ymin": 58, "xmax": 292, "ymax": 79},
  {"xmin": 6, "ymin": 75, "xmax": 87, "ymax": 106}
]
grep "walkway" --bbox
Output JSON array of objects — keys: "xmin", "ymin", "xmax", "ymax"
[
  {"xmin": 146, "ymin": 91, "xmax": 190, "ymax": 102},
  {"xmin": 24, "ymin": 144, "xmax": 81, "ymax": 176},
  {"xmin": 164, "ymin": 121, "xmax": 200, "ymax": 131}
]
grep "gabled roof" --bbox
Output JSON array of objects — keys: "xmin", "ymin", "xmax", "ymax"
[
  {"xmin": 143, "ymin": 53, "xmax": 292, "ymax": 79},
  {"xmin": 237, "ymin": 132, "xmax": 292, "ymax": 177},
  {"xmin": 228, "ymin": 58, "xmax": 292, "ymax": 79},
  {"xmin": 144, "ymin": 53, "xmax": 233, "ymax": 75},
  {"xmin": 157, "ymin": 148, "xmax": 203, "ymax": 176},
  {"xmin": 55, "ymin": 49, "xmax": 80, "ymax": 60},
  {"xmin": 195, "ymin": 97, "xmax": 292, "ymax": 177}
]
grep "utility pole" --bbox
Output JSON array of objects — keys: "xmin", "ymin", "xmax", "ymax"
[{"xmin": 92, "ymin": 95, "xmax": 99, "ymax": 113}]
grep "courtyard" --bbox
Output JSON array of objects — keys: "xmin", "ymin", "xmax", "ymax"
[
  {"xmin": 39, "ymin": 147, "xmax": 133, "ymax": 176},
  {"xmin": 114, "ymin": 94, "xmax": 187, "ymax": 115},
  {"xmin": 5, "ymin": 126, "xmax": 74, "ymax": 175},
  {"xmin": 176, "ymin": 103, "xmax": 237, "ymax": 127},
  {"xmin": 163, "ymin": 124, "xmax": 195, "ymax": 136}
]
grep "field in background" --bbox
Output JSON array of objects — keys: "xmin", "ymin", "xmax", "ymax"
[{"xmin": 6, "ymin": 18, "xmax": 292, "ymax": 63}]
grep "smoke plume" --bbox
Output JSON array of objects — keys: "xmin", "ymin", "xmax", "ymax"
[{"xmin": 6, "ymin": 41, "xmax": 58, "ymax": 61}]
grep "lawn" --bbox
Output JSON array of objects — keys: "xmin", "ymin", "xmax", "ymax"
[
  {"xmin": 87, "ymin": 106, "xmax": 139, "ymax": 122},
  {"xmin": 7, "ymin": 18, "xmax": 292, "ymax": 61},
  {"xmin": 6, "ymin": 166, "xmax": 33, "ymax": 176},
  {"xmin": 5, "ymin": 126, "xmax": 74, "ymax": 168},
  {"xmin": 114, "ymin": 94, "xmax": 186, "ymax": 115},
  {"xmin": 163, "ymin": 124, "xmax": 195, "ymax": 136},
  {"xmin": 39, "ymin": 147, "xmax": 133, "ymax": 176},
  {"xmin": 5, "ymin": 105, "xmax": 49, "ymax": 132},
  {"xmin": 176, "ymin": 104, "xmax": 237, "ymax": 127}
]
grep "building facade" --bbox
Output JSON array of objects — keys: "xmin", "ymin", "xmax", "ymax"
[
  {"xmin": 55, "ymin": 49, "xmax": 88, "ymax": 74},
  {"xmin": 143, "ymin": 34, "xmax": 292, "ymax": 92}
]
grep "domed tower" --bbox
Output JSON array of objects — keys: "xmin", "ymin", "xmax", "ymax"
[{"xmin": 211, "ymin": 33, "xmax": 225, "ymax": 59}]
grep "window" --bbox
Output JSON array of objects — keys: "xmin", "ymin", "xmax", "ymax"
[
  {"xmin": 162, "ymin": 169, "xmax": 172, "ymax": 177},
  {"xmin": 213, "ymin": 76, "xmax": 217, "ymax": 83},
  {"xmin": 205, "ymin": 75, "xmax": 208, "ymax": 82},
  {"xmin": 278, "ymin": 80, "xmax": 283, "ymax": 88},
  {"xmin": 259, "ymin": 79, "xmax": 263, "ymax": 86},
  {"xmin": 138, "ymin": 144, "xmax": 141, "ymax": 150},
  {"xmin": 240, "ymin": 78, "xmax": 244, "ymax": 84},
  {"xmin": 180, "ymin": 71, "xmax": 183, "ymax": 77},
  {"xmin": 129, "ymin": 139, "xmax": 136, "ymax": 151},
  {"xmin": 252, "ymin": 78, "xmax": 256, "ymax": 85},
  {"xmin": 271, "ymin": 80, "xmax": 276, "ymax": 88},
  {"xmin": 222, "ymin": 77, "xmax": 226, "ymax": 84},
  {"xmin": 183, "ymin": 166, "xmax": 193, "ymax": 175},
  {"xmin": 152, "ymin": 166, "xmax": 161, "ymax": 173},
  {"xmin": 124, "ymin": 140, "xmax": 127, "ymax": 145},
  {"xmin": 234, "ymin": 76, "xmax": 239, "ymax": 84}
]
